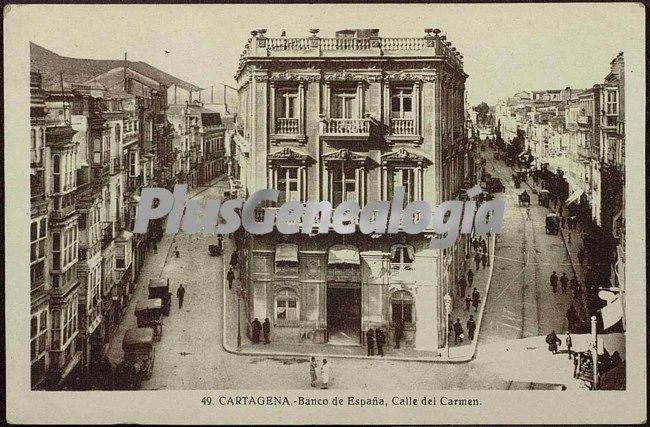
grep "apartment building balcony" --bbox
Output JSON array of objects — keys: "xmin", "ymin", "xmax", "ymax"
[
  {"xmin": 319, "ymin": 117, "xmax": 372, "ymax": 142},
  {"xmin": 50, "ymin": 203, "xmax": 76, "ymax": 220},
  {"xmin": 601, "ymin": 115, "xmax": 618, "ymax": 130},
  {"xmin": 101, "ymin": 222, "xmax": 114, "ymax": 251},
  {"xmin": 390, "ymin": 118, "xmax": 416, "ymax": 136},
  {"xmin": 78, "ymin": 240, "xmax": 101, "ymax": 262},
  {"xmin": 276, "ymin": 118, "xmax": 300, "ymax": 134}
]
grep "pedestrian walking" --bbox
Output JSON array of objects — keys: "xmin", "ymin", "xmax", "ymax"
[
  {"xmin": 560, "ymin": 273, "xmax": 569, "ymax": 293},
  {"xmin": 565, "ymin": 332, "xmax": 573, "ymax": 359},
  {"xmin": 472, "ymin": 238, "xmax": 478, "ymax": 252},
  {"xmin": 174, "ymin": 245, "xmax": 180, "ymax": 258},
  {"xmin": 263, "ymin": 318, "xmax": 271, "ymax": 344},
  {"xmin": 448, "ymin": 315, "xmax": 453, "ymax": 339},
  {"xmin": 226, "ymin": 267, "xmax": 235, "ymax": 290},
  {"xmin": 566, "ymin": 305, "xmax": 578, "ymax": 332},
  {"xmin": 481, "ymin": 252, "xmax": 488, "ymax": 269},
  {"xmin": 467, "ymin": 269, "xmax": 474, "ymax": 287},
  {"xmin": 474, "ymin": 252, "xmax": 481, "ymax": 270},
  {"xmin": 550, "ymin": 271, "xmax": 559, "ymax": 293},
  {"xmin": 467, "ymin": 315, "xmax": 476, "ymax": 341},
  {"xmin": 464, "ymin": 294, "xmax": 472, "ymax": 311},
  {"xmin": 217, "ymin": 235, "xmax": 223, "ymax": 254},
  {"xmin": 394, "ymin": 318, "xmax": 404, "ymax": 349},
  {"xmin": 153, "ymin": 241, "xmax": 158, "ymax": 254},
  {"xmin": 366, "ymin": 329, "xmax": 375, "ymax": 356},
  {"xmin": 458, "ymin": 275, "xmax": 468, "ymax": 298},
  {"xmin": 545, "ymin": 330, "xmax": 561, "ymax": 354},
  {"xmin": 570, "ymin": 274, "xmax": 579, "ymax": 296},
  {"xmin": 526, "ymin": 207, "xmax": 531, "ymax": 220},
  {"xmin": 309, "ymin": 357, "xmax": 318, "ymax": 387},
  {"xmin": 375, "ymin": 328, "xmax": 385, "ymax": 357},
  {"xmin": 453, "ymin": 318, "xmax": 464, "ymax": 345},
  {"xmin": 230, "ymin": 250, "xmax": 238, "ymax": 268},
  {"xmin": 251, "ymin": 318, "xmax": 262, "ymax": 344},
  {"xmin": 472, "ymin": 288, "xmax": 481, "ymax": 312},
  {"xmin": 320, "ymin": 359, "xmax": 331, "ymax": 389},
  {"xmin": 176, "ymin": 284, "xmax": 185, "ymax": 309},
  {"xmin": 573, "ymin": 353, "xmax": 579, "ymax": 378}
]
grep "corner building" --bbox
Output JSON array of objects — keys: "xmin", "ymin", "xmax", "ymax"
[{"xmin": 234, "ymin": 28, "xmax": 473, "ymax": 351}]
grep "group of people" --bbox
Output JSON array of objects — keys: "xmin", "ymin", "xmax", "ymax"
[
  {"xmin": 309, "ymin": 357, "xmax": 331, "ymax": 389},
  {"xmin": 549, "ymin": 271, "xmax": 582, "ymax": 297},
  {"xmin": 472, "ymin": 238, "xmax": 489, "ymax": 271},
  {"xmin": 365, "ymin": 328, "xmax": 387, "ymax": 356},
  {"xmin": 250, "ymin": 317, "xmax": 271, "ymax": 344},
  {"xmin": 449, "ymin": 315, "xmax": 477, "ymax": 344}
]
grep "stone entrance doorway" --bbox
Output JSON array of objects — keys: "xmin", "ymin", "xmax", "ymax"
[{"xmin": 326, "ymin": 284, "xmax": 362, "ymax": 346}]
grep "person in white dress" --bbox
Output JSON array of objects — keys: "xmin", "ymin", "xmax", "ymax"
[{"xmin": 320, "ymin": 359, "xmax": 330, "ymax": 389}]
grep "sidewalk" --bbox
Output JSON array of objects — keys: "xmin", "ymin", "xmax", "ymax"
[{"xmin": 221, "ymin": 233, "xmax": 496, "ymax": 363}]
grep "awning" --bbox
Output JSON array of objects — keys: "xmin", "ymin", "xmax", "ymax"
[
  {"xmin": 275, "ymin": 243, "xmax": 298, "ymax": 263},
  {"xmin": 328, "ymin": 245, "xmax": 360, "ymax": 265},
  {"xmin": 600, "ymin": 296, "xmax": 623, "ymax": 330},
  {"xmin": 566, "ymin": 189, "xmax": 584, "ymax": 205}
]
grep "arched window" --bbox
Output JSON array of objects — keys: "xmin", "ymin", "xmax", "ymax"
[
  {"xmin": 390, "ymin": 244, "xmax": 414, "ymax": 271},
  {"xmin": 391, "ymin": 290, "xmax": 414, "ymax": 325},
  {"xmin": 275, "ymin": 288, "xmax": 299, "ymax": 323}
]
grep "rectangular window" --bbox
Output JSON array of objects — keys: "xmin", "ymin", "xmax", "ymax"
[
  {"xmin": 331, "ymin": 166, "xmax": 357, "ymax": 206},
  {"xmin": 390, "ymin": 88, "xmax": 414, "ymax": 119},
  {"xmin": 331, "ymin": 89, "xmax": 358, "ymax": 119},
  {"xmin": 276, "ymin": 167, "xmax": 300, "ymax": 203},
  {"xmin": 606, "ymin": 91, "xmax": 618, "ymax": 115}
]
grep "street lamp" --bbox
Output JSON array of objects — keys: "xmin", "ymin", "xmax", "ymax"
[
  {"xmin": 236, "ymin": 285, "xmax": 242, "ymax": 351},
  {"xmin": 443, "ymin": 293, "xmax": 452, "ymax": 359}
]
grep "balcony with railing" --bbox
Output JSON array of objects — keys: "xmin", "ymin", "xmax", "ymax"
[
  {"xmin": 51, "ymin": 203, "xmax": 76, "ymax": 220},
  {"xmin": 101, "ymin": 222, "xmax": 114, "ymax": 251},
  {"xmin": 237, "ymin": 29, "xmax": 464, "ymax": 80},
  {"xmin": 390, "ymin": 118, "xmax": 416, "ymax": 135},
  {"xmin": 320, "ymin": 117, "xmax": 371, "ymax": 141},
  {"xmin": 275, "ymin": 118, "xmax": 300, "ymax": 134},
  {"xmin": 601, "ymin": 115, "xmax": 618, "ymax": 130}
]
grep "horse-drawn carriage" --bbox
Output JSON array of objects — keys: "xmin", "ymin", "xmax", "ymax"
[
  {"xmin": 135, "ymin": 299, "xmax": 164, "ymax": 341},
  {"xmin": 546, "ymin": 213, "xmax": 560, "ymax": 235},
  {"xmin": 114, "ymin": 327, "xmax": 155, "ymax": 390},
  {"xmin": 518, "ymin": 190, "xmax": 531, "ymax": 207}
]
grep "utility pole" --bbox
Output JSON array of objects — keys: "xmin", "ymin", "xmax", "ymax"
[
  {"xmin": 237, "ymin": 285, "xmax": 242, "ymax": 350},
  {"xmin": 591, "ymin": 315, "xmax": 599, "ymax": 390}
]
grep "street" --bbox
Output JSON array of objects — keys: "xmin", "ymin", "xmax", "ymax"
[{"xmin": 107, "ymin": 147, "xmax": 584, "ymax": 390}]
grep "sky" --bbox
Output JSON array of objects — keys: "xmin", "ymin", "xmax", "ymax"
[{"xmin": 13, "ymin": 3, "xmax": 644, "ymax": 106}]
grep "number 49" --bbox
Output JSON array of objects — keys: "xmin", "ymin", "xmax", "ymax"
[{"xmin": 201, "ymin": 397, "xmax": 213, "ymax": 405}]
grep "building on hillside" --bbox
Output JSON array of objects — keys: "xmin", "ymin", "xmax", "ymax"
[{"xmin": 232, "ymin": 28, "xmax": 474, "ymax": 352}]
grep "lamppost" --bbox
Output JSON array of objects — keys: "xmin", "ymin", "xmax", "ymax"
[
  {"xmin": 443, "ymin": 293, "xmax": 452, "ymax": 359},
  {"xmin": 236, "ymin": 284, "xmax": 242, "ymax": 351},
  {"xmin": 591, "ymin": 315, "xmax": 598, "ymax": 390}
]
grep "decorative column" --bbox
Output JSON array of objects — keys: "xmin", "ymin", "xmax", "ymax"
[
  {"xmin": 269, "ymin": 82, "xmax": 276, "ymax": 134},
  {"xmin": 357, "ymin": 82, "xmax": 364, "ymax": 118},
  {"xmin": 298, "ymin": 82, "xmax": 305, "ymax": 134},
  {"xmin": 360, "ymin": 251, "xmax": 390, "ymax": 330},
  {"xmin": 324, "ymin": 82, "xmax": 331, "ymax": 117},
  {"xmin": 414, "ymin": 81, "xmax": 421, "ymax": 135},
  {"xmin": 413, "ymin": 248, "xmax": 441, "ymax": 352}
]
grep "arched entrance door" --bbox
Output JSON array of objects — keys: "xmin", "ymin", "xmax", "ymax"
[{"xmin": 326, "ymin": 245, "xmax": 362, "ymax": 345}]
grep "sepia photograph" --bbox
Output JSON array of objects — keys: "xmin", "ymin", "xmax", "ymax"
[{"xmin": 4, "ymin": 2, "xmax": 646, "ymax": 424}]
